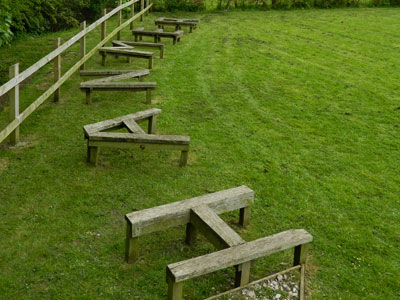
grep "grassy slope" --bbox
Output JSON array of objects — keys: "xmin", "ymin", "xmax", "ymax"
[{"xmin": 0, "ymin": 8, "xmax": 399, "ymax": 300}]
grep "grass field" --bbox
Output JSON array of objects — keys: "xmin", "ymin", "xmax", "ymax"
[{"xmin": 0, "ymin": 7, "xmax": 399, "ymax": 300}]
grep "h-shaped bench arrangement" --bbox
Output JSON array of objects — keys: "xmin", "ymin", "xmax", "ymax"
[
  {"xmin": 80, "ymin": 69, "xmax": 156, "ymax": 104},
  {"xmin": 155, "ymin": 17, "xmax": 199, "ymax": 33},
  {"xmin": 112, "ymin": 40, "xmax": 165, "ymax": 59},
  {"xmin": 133, "ymin": 27, "xmax": 184, "ymax": 45},
  {"xmin": 99, "ymin": 41, "xmax": 155, "ymax": 69},
  {"xmin": 83, "ymin": 108, "xmax": 190, "ymax": 166},
  {"xmin": 124, "ymin": 186, "xmax": 313, "ymax": 300}
]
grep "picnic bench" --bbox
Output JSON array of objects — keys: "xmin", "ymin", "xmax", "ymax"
[
  {"xmin": 124, "ymin": 186, "xmax": 313, "ymax": 300},
  {"xmin": 133, "ymin": 27, "xmax": 184, "ymax": 45},
  {"xmin": 99, "ymin": 41, "xmax": 155, "ymax": 69},
  {"xmin": 155, "ymin": 17, "xmax": 199, "ymax": 33},
  {"xmin": 112, "ymin": 40, "xmax": 165, "ymax": 58},
  {"xmin": 83, "ymin": 108, "xmax": 190, "ymax": 166},
  {"xmin": 80, "ymin": 69, "xmax": 155, "ymax": 104}
]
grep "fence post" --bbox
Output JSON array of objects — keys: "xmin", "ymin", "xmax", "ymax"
[
  {"xmin": 130, "ymin": 2, "xmax": 135, "ymax": 30},
  {"xmin": 140, "ymin": 0, "xmax": 144, "ymax": 21},
  {"xmin": 146, "ymin": 0, "xmax": 150, "ymax": 15},
  {"xmin": 101, "ymin": 9, "xmax": 107, "ymax": 41},
  {"xmin": 117, "ymin": 0, "xmax": 122, "ymax": 40},
  {"xmin": 9, "ymin": 63, "xmax": 20, "ymax": 145},
  {"xmin": 80, "ymin": 21, "xmax": 86, "ymax": 70},
  {"xmin": 53, "ymin": 38, "xmax": 61, "ymax": 102}
]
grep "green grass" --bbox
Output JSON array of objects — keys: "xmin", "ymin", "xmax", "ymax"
[{"xmin": 1, "ymin": 8, "xmax": 400, "ymax": 300}]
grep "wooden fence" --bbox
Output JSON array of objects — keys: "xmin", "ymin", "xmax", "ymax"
[{"xmin": 0, "ymin": 0, "xmax": 152, "ymax": 145}]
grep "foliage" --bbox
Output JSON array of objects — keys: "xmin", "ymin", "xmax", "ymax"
[{"xmin": 0, "ymin": 2, "xmax": 13, "ymax": 46}]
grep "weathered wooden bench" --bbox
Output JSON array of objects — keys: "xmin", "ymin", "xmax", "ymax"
[
  {"xmin": 80, "ymin": 69, "xmax": 155, "ymax": 104},
  {"xmin": 155, "ymin": 17, "xmax": 199, "ymax": 33},
  {"xmin": 83, "ymin": 108, "xmax": 190, "ymax": 166},
  {"xmin": 125, "ymin": 186, "xmax": 253, "ymax": 263},
  {"xmin": 133, "ymin": 27, "xmax": 184, "ymax": 45},
  {"xmin": 99, "ymin": 42, "xmax": 155, "ymax": 69},
  {"xmin": 112, "ymin": 40, "xmax": 165, "ymax": 58},
  {"xmin": 124, "ymin": 186, "xmax": 313, "ymax": 300}
]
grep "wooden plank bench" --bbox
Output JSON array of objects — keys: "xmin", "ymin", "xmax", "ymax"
[
  {"xmin": 155, "ymin": 17, "xmax": 199, "ymax": 33},
  {"xmin": 99, "ymin": 45, "xmax": 155, "ymax": 69},
  {"xmin": 79, "ymin": 70, "xmax": 155, "ymax": 104},
  {"xmin": 112, "ymin": 40, "xmax": 165, "ymax": 58},
  {"xmin": 83, "ymin": 108, "xmax": 190, "ymax": 166},
  {"xmin": 133, "ymin": 27, "xmax": 184, "ymax": 45},
  {"xmin": 125, "ymin": 186, "xmax": 254, "ymax": 263},
  {"xmin": 166, "ymin": 229, "xmax": 313, "ymax": 300}
]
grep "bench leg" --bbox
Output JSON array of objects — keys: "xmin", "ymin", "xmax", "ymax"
[
  {"xmin": 294, "ymin": 244, "xmax": 309, "ymax": 300},
  {"xmin": 167, "ymin": 277, "xmax": 183, "ymax": 300},
  {"xmin": 239, "ymin": 206, "xmax": 251, "ymax": 227},
  {"xmin": 160, "ymin": 47, "xmax": 164, "ymax": 59},
  {"xmin": 148, "ymin": 56, "xmax": 153, "ymax": 69},
  {"xmin": 146, "ymin": 89, "xmax": 152, "ymax": 104},
  {"xmin": 179, "ymin": 150, "xmax": 189, "ymax": 167},
  {"xmin": 148, "ymin": 115, "xmax": 157, "ymax": 134},
  {"xmin": 87, "ymin": 146, "xmax": 99, "ymax": 165},
  {"xmin": 235, "ymin": 261, "xmax": 251, "ymax": 287},
  {"xmin": 190, "ymin": 26, "xmax": 193, "ymax": 33},
  {"xmin": 185, "ymin": 223, "xmax": 197, "ymax": 245},
  {"xmin": 154, "ymin": 35, "xmax": 158, "ymax": 43},
  {"xmin": 125, "ymin": 222, "xmax": 139, "ymax": 263},
  {"xmin": 86, "ymin": 89, "xmax": 92, "ymax": 105},
  {"xmin": 139, "ymin": 76, "xmax": 144, "ymax": 82},
  {"xmin": 135, "ymin": 34, "xmax": 138, "ymax": 42},
  {"xmin": 173, "ymin": 37, "xmax": 177, "ymax": 45},
  {"xmin": 101, "ymin": 54, "xmax": 106, "ymax": 66},
  {"xmin": 127, "ymin": 57, "xmax": 132, "ymax": 63}
]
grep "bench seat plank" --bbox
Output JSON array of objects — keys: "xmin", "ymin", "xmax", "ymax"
[
  {"xmin": 84, "ymin": 108, "xmax": 162, "ymax": 136},
  {"xmin": 168, "ymin": 229, "xmax": 313, "ymax": 282},
  {"xmin": 124, "ymin": 119, "xmax": 146, "ymax": 134},
  {"xmin": 190, "ymin": 205, "xmax": 245, "ymax": 249},
  {"xmin": 80, "ymin": 70, "xmax": 150, "ymax": 84},
  {"xmin": 88, "ymin": 132, "xmax": 190, "ymax": 145},
  {"xmin": 125, "ymin": 186, "xmax": 254, "ymax": 237}
]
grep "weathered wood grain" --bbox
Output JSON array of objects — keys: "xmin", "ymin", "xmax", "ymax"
[
  {"xmin": 83, "ymin": 108, "xmax": 161, "ymax": 135},
  {"xmin": 125, "ymin": 186, "xmax": 254, "ymax": 237},
  {"xmin": 190, "ymin": 205, "xmax": 245, "ymax": 249},
  {"xmin": 80, "ymin": 21, "xmax": 86, "ymax": 70},
  {"xmin": 88, "ymin": 132, "xmax": 189, "ymax": 145},
  {"xmin": 113, "ymin": 40, "xmax": 165, "ymax": 58},
  {"xmin": 53, "ymin": 38, "xmax": 61, "ymax": 102},
  {"xmin": 80, "ymin": 69, "xmax": 149, "ymax": 77},
  {"xmin": 9, "ymin": 64, "xmax": 19, "ymax": 145},
  {"xmin": 167, "ymin": 229, "xmax": 313, "ymax": 282},
  {"xmin": 123, "ymin": 119, "xmax": 146, "ymax": 134}
]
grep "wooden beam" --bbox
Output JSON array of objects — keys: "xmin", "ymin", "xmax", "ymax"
[
  {"xmin": 88, "ymin": 132, "xmax": 189, "ymax": 145},
  {"xmin": 53, "ymin": 38, "xmax": 61, "ymax": 102},
  {"xmin": 0, "ymin": 3, "xmax": 152, "ymax": 144},
  {"xmin": 83, "ymin": 108, "xmax": 161, "ymax": 135},
  {"xmin": 124, "ymin": 119, "xmax": 146, "ymax": 134},
  {"xmin": 9, "ymin": 64, "xmax": 19, "ymax": 145},
  {"xmin": 189, "ymin": 205, "xmax": 245, "ymax": 249},
  {"xmin": 167, "ymin": 229, "xmax": 313, "ymax": 283},
  {"xmin": 101, "ymin": 9, "xmax": 107, "ymax": 41},
  {"xmin": 80, "ymin": 21, "xmax": 86, "ymax": 70},
  {"xmin": 125, "ymin": 186, "xmax": 254, "ymax": 238},
  {"xmin": 117, "ymin": 0, "xmax": 122, "ymax": 40},
  {"xmin": 130, "ymin": 2, "xmax": 135, "ymax": 30}
]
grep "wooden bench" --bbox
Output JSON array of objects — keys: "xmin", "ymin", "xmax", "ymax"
[
  {"xmin": 80, "ymin": 69, "xmax": 155, "ymax": 104},
  {"xmin": 124, "ymin": 186, "xmax": 313, "ymax": 300},
  {"xmin": 83, "ymin": 108, "xmax": 190, "ymax": 166},
  {"xmin": 112, "ymin": 40, "xmax": 165, "ymax": 58},
  {"xmin": 125, "ymin": 186, "xmax": 253, "ymax": 263},
  {"xmin": 133, "ymin": 27, "xmax": 184, "ymax": 45},
  {"xmin": 167, "ymin": 229, "xmax": 313, "ymax": 300},
  {"xmin": 155, "ymin": 17, "xmax": 199, "ymax": 33},
  {"xmin": 99, "ymin": 44, "xmax": 155, "ymax": 69}
]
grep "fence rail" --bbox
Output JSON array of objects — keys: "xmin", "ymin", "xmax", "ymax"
[{"xmin": 0, "ymin": 0, "xmax": 152, "ymax": 145}]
